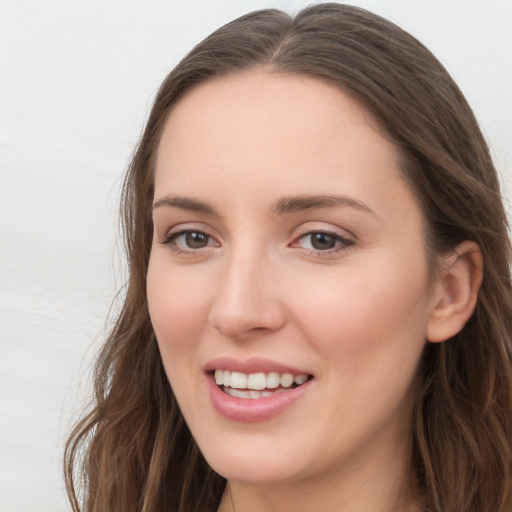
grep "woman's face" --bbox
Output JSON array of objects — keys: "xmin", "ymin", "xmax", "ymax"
[{"xmin": 147, "ymin": 72, "xmax": 438, "ymax": 486}]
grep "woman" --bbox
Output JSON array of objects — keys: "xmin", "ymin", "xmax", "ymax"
[{"xmin": 65, "ymin": 4, "xmax": 512, "ymax": 511}]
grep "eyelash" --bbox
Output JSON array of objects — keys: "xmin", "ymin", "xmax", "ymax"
[
  {"xmin": 160, "ymin": 229, "xmax": 219, "ymax": 255},
  {"xmin": 160, "ymin": 228, "xmax": 354, "ymax": 257},
  {"xmin": 291, "ymin": 230, "xmax": 354, "ymax": 255}
]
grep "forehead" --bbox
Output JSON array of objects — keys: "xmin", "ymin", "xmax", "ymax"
[
  {"xmin": 154, "ymin": 71, "xmax": 415, "ymax": 218},
  {"xmin": 159, "ymin": 71, "xmax": 386, "ymax": 158}
]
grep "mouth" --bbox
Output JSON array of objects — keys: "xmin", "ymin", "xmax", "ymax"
[
  {"xmin": 206, "ymin": 360, "xmax": 315, "ymax": 422},
  {"xmin": 213, "ymin": 369, "xmax": 313, "ymax": 399}
]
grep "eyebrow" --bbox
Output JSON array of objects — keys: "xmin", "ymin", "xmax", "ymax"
[
  {"xmin": 270, "ymin": 194, "xmax": 375, "ymax": 216},
  {"xmin": 152, "ymin": 195, "xmax": 217, "ymax": 214},
  {"xmin": 152, "ymin": 193, "xmax": 375, "ymax": 216}
]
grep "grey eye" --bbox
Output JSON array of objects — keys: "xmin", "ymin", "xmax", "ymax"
[
  {"xmin": 298, "ymin": 232, "xmax": 339, "ymax": 251},
  {"xmin": 183, "ymin": 232, "xmax": 210, "ymax": 248},
  {"xmin": 294, "ymin": 231, "xmax": 353, "ymax": 253},
  {"xmin": 164, "ymin": 230, "xmax": 215, "ymax": 250},
  {"xmin": 308, "ymin": 233, "xmax": 337, "ymax": 250}
]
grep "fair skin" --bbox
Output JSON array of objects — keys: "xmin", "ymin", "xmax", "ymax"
[{"xmin": 147, "ymin": 71, "xmax": 482, "ymax": 512}]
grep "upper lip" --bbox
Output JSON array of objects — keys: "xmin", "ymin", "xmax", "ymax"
[{"xmin": 204, "ymin": 357, "xmax": 312, "ymax": 376}]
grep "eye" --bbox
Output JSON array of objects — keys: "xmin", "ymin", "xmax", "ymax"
[
  {"xmin": 178, "ymin": 231, "xmax": 210, "ymax": 249},
  {"xmin": 294, "ymin": 231, "xmax": 353, "ymax": 252},
  {"xmin": 161, "ymin": 230, "xmax": 218, "ymax": 251}
]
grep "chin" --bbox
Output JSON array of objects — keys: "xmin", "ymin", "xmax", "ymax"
[
  {"xmin": 198, "ymin": 436, "xmax": 307, "ymax": 484},
  {"xmin": 209, "ymin": 456, "xmax": 299, "ymax": 485}
]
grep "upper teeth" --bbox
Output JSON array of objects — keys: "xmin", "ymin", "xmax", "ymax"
[{"xmin": 214, "ymin": 370, "xmax": 309, "ymax": 390}]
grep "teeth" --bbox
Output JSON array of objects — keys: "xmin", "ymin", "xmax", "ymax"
[
  {"xmin": 227, "ymin": 388, "xmax": 250, "ymax": 399},
  {"xmin": 225, "ymin": 388, "xmax": 284, "ymax": 399},
  {"xmin": 230, "ymin": 372, "xmax": 247, "ymax": 389},
  {"xmin": 294, "ymin": 374, "xmax": 308, "ymax": 385},
  {"xmin": 247, "ymin": 372, "xmax": 266, "ymax": 390},
  {"xmin": 280, "ymin": 373, "xmax": 294, "ymax": 388},
  {"xmin": 214, "ymin": 369, "xmax": 309, "ymax": 390},
  {"xmin": 267, "ymin": 372, "xmax": 280, "ymax": 388}
]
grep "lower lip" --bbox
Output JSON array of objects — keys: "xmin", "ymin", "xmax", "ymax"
[{"xmin": 206, "ymin": 374, "xmax": 313, "ymax": 423}]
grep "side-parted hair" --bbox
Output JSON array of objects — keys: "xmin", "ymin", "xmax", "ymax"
[{"xmin": 65, "ymin": 4, "xmax": 512, "ymax": 511}]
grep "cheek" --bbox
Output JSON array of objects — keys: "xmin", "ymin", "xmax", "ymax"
[
  {"xmin": 147, "ymin": 259, "xmax": 211, "ymax": 407},
  {"xmin": 289, "ymin": 255, "xmax": 432, "ymax": 368},
  {"xmin": 288, "ymin": 259, "xmax": 431, "ymax": 439},
  {"xmin": 146, "ymin": 255, "xmax": 220, "ymax": 382}
]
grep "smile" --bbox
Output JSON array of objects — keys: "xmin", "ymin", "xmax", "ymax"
[
  {"xmin": 204, "ymin": 358, "xmax": 314, "ymax": 421},
  {"xmin": 214, "ymin": 370, "xmax": 311, "ymax": 399}
]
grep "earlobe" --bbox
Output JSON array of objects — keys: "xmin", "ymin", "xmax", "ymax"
[{"xmin": 426, "ymin": 241, "xmax": 483, "ymax": 343}]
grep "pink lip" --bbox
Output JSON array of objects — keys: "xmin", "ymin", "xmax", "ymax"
[
  {"xmin": 204, "ymin": 357, "xmax": 314, "ymax": 423},
  {"xmin": 204, "ymin": 356, "xmax": 310, "ymax": 375}
]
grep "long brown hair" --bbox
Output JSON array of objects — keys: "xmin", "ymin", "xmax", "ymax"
[{"xmin": 65, "ymin": 4, "xmax": 512, "ymax": 511}]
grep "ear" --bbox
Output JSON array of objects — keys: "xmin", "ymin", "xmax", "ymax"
[{"xmin": 427, "ymin": 241, "xmax": 483, "ymax": 343}]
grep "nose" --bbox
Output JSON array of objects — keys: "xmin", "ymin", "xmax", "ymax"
[{"xmin": 208, "ymin": 247, "xmax": 286, "ymax": 340}]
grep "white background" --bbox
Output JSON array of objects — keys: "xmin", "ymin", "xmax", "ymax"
[{"xmin": 1, "ymin": 1, "xmax": 510, "ymax": 511}]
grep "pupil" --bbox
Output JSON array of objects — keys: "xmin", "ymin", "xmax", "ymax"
[
  {"xmin": 186, "ymin": 232, "xmax": 208, "ymax": 248},
  {"xmin": 312, "ymin": 233, "xmax": 335, "ymax": 250}
]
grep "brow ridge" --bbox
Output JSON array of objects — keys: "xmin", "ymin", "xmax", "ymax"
[
  {"xmin": 152, "ymin": 195, "xmax": 216, "ymax": 214},
  {"xmin": 152, "ymin": 193, "xmax": 374, "ymax": 217},
  {"xmin": 270, "ymin": 194, "xmax": 374, "ymax": 215}
]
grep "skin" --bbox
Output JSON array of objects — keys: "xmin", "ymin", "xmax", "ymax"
[{"xmin": 147, "ymin": 71, "xmax": 477, "ymax": 512}]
